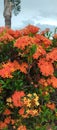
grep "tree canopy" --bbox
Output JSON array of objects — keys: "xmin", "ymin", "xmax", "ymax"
[{"xmin": 9, "ymin": 0, "xmax": 21, "ymax": 15}]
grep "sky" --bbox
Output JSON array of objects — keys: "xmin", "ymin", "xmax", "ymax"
[{"xmin": 0, "ymin": 0, "xmax": 57, "ymax": 29}]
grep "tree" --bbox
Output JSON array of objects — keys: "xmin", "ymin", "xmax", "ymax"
[{"xmin": 3, "ymin": 0, "xmax": 21, "ymax": 28}]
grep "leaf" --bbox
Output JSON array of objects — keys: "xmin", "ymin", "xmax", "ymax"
[{"xmin": 30, "ymin": 44, "xmax": 37, "ymax": 56}]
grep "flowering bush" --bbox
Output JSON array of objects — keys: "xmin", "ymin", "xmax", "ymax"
[{"xmin": 0, "ymin": 25, "xmax": 57, "ymax": 130}]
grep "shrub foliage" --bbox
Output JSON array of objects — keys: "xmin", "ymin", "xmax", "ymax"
[{"xmin": 0, "ymin": 25, "xmax": 57, "ymax": 130}]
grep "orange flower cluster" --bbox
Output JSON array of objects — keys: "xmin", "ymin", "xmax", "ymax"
[
  {"xmin": 19, "ymin": 24, "xmax": 40, "ymax": 36},
  {"xmin": 25, "ymin": 109, "xmax": 39, "ymax": 117},
  {"xmin": 46, "ymin": 102, "xmax": 55, "ymax": 110},
  {"xmin": 39, "ymin": 78, "xmax": 48, "ymax": 87},
  {"xmin": 47, "ymin": 76, "xmax": 57, "ymax": 88},
  {"xmin": 26, "ymin": 24, "xmax": 40, "ymax": 34},
  {"xmin": 4, "ymin": 116, "xmax": 11, "ymax": 125},
  {"xmin": 38, "ymin": 58, "xmax": 54, "ymax": 76},
  {"xmin": 0, "ymin": 61, "xmax": 14, "ymax": 78},
  {"xmin": 33, "ymin": 45, "xmax": 46, "ymax": 59},
  {"xmin": 7, "ymin": 28, "xmax": 22, "ymax": 39},
  {"xmin": 0, "ymin": 60, "xmax": 28, "ymax": 78},
  {"xmin": 46, "ymin": 48, "xmax": 57, "ymax": 62},
  {"xmin": 1, "ymin": 25, "xmax": 39, "ymax": 40},
  {"xmin": 35, "ymin": 34, "xmax": 52, "ymax": 48},
  {"xmin": 3, "ymin": 109, "xmax": 11, "ymax": 115},
  {"xmin": 12, "ymin": 91, "xmax": 25, "ymax": 107},
  {"xmin": 51, "ymin": 76, "xmax": 57, "ymax": 88},
  {"xmin": 14, "ymin": 36, "xmax": 36, "ymax": 50},
  {"xmin": 0, "ymin": 116, "xmax": 15, "ymax": 130},
  {"xmin": 0, "ymin": 32, "xmax": 14, "ymax": 43},
  {"xmin": 0, "ymin": 121, "xmax": 7, "ymax": 130},
  {"xmin": 18, "ymin": 125, "xmax": 27, "ymax": 130},
  {"xmin": 13, "ymin": 60, "xmax": 28, "ymax": 74}
]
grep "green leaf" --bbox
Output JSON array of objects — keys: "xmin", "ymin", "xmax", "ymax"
[{"xmin": 30, "ymin": 44, "xmax": 37, "ymax": 56}]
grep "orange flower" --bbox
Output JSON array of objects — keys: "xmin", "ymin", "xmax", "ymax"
[
  {"xmin": 19, "ymin": 24, "xmax": 40, "ymax": 36},
  {"xmin": 3, "ymin": 109, "xmax": 11, "ymax": 115},
  {"xmin": 18, "ymin": 125, "xmax": 27, "ymax": 130},
  {"xmin": 0, "ymin": 33, "xmax": 14, "ymax": 43},
  {"xmin": 42, "ymin": 91, "xmax": 49, "ymax": 96},
  {"xmin": 12, "ymin": 91, "xmax": 25, "ymax": 107},
  {"xmin": 38, "ymin": 58, "xmax": 54, "ymax": 76},
  {"xmin": 26, "ymin": 109, "xmax": 38, "ymax": 117},
  {"xmin": 0, "ymin": 121, "xmax": 7, "ymax": 129},
  {"xmin": 4, "ymin": 116, "xmax": 11, "ymax": 124},
  {"xmin": 35, "ymin": 34, "xmax": 52, "ymax": 48},
  {"xmin": 47, "ymin": 78, "xmax": 52, "ymax": 85},
  {"xmin": 26, "ymin": 24, "xmax": 40, "ymax": 34},
  {"xmin": 0, "ymin": 60, "xmax": 28, "ymax": 78},
  {"xmin": 11, "ymin": 119, "xmax": 15, "ymax": 125},
  {"xmin": 39, "ymin": 78, "xmax": 48, "ymax": 87},
  {"xmin": 46, "ymin": 102, "xmax": 55, "ymax": 110},
  {"xmin": 14, "ymin": 36, "xmax": 36, "ymax": 50},
  {"xmin": 18, "ymin": 107, "xmax": 24, "ymax": 115},
  {"xmin": 14, "ymin": 36, "xmax": 31, "ymax": 49},
  {"xmin": 0, "ymin": 68, "xmax": 13, "ymax": 78},
  {"xmin": 51, "ymin": 76, "xmax": 57, "ymax": 88},
  {"xmin": 0, "ymin": 61, "xmax": 15, "ymax": 78},
  {"xmin": 46, "ymin": 48, "xmax": 57, "ymax": 62},
  {"xmin": 33, "ymin": 45, "xmax": 46, "ymax": 59},
  {"xmin": 7, "ymin": 28, "xmax": 22, "ymax": 38},
  {"xmin": 53, "ymin": 33, "xmax": 57, "ymax": 39},
  {"xmin": 13, "ymin": 60, "xmax": 28, "ymax": 74},
  {"xmin": 19, "ymin": 62, "xmax": 28, "ymax": 73},
  {"xmin": 47, "ymin": 76, "xmax": 57, "ymax": 88}
]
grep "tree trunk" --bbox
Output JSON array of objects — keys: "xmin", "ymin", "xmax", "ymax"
[{"xmin": 3, "ymin": 0, "xmax": 12, "ymax": 28}]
